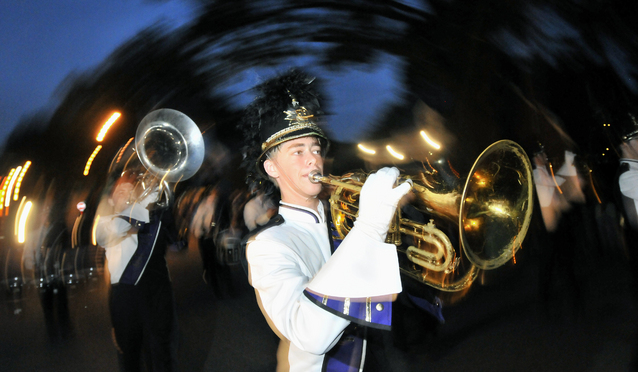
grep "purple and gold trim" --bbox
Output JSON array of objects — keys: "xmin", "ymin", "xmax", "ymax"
[{"xmin": 304, "ymin": 290, "xmax": 392, "ymax": 330}]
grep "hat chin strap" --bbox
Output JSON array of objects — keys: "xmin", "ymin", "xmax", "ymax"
[{"xmin": 267, "ymin": 154, "xmax": 319, "ymax": 211}]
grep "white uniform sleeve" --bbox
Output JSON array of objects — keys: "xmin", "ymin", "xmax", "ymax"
[
  {"xmin": 533, "ymin": 167, "xmax": 556, "ymax": 208},
  {"xmin": 96, "ymin": 215, "xmax": 133, "ymax": 248},
  {"xmin": 96, "ymin": 201, "xmax": 150, "ymax": 248},
  {"xmin": 620, "ymin": 169, "xmax": 638, "ymax": 201},
  {"xmin": 304, "ymin": 167, "xmax": 405, "ymax": 298},
  {"xmin": 247, "ymin": 240, "xmax": 350, "ymax": 355},
  {"xmin": 305, "ymin": 227, "xmax": 402, "ymax": 298}
]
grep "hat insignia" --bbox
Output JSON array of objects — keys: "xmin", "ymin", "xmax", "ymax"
[{"xmin": 283, "ymin": 98, "xmax": 314, "ymax": 126}]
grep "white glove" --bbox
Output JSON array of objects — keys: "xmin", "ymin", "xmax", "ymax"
[
  {"xmin": 121, "ymin": 187, "xmax": 158, "ymax": 224},
  {"xmin": 354, "ymin": 167, "xmax": 412, "ymax": 242},
  {"xmin": 138, "ymin": 188, "xmax": 160, "ymax": 209},
  {"xmin": 122, "ymin": 188, "xmax": 159, "ymax": 223}
]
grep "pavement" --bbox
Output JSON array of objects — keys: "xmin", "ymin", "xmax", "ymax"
[{"xmin": 1, "ymin": 242, "xmax": 636, "ymax": 372}]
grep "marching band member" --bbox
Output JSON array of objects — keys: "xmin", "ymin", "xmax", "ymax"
[
  {"xmin": 615, "ymin": 110, "xmax": 638, "ymax": 371},
  {"xmin": 616, "ymin": 112, "xmax": 638, "ymax": 301},
  {"xmin": 96, "ymin": 169, "xmax": 179, "ymax": 372},
  {"xmin": 618, "ymin": 112, "xmax": 638, "ymax": 233},
  {"xmin": 240, "ymin": 69, "xmax": 410, "ymax": 371}
]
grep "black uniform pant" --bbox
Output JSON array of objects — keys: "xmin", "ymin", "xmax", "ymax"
[{"xmin": 109, "ymin": 282, "xmax": 178, "ymax": 372}]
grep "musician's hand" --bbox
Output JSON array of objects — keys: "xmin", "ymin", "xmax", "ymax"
[
  {"xmin": 138, "ymin": 188, "xmax": 160, "ymax": 209},
  {"xmin": 355, "ymin": 167, "xmax": 412, "ymax": 242}
]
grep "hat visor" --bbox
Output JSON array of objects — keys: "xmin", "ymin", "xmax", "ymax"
[{"xmin": 255, "ymin": 128, "xmax": 330, "ymax": 178}]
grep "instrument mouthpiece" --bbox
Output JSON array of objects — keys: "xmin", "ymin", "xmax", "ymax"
[{"xmin": 308, "ymin": 171, "xmax": 323, "ymax": 184}]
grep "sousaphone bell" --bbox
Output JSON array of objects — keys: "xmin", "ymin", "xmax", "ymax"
[{"xmin": 117, "ymin": 109, "xmax": 205, "ymax": 206}]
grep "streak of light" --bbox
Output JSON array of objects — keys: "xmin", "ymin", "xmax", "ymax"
[
  {"xmin": 386, "ymin": 145, "xmax": 405, "ymax": 160},
  {"xmin": 96, "ymin": 112, "xmax": 121, "ymax": 142},
  {"xmin": 0, "ymin": 170, "xmax": 15, "ymax": 211},
  {"xmin": 5, "ymin": 166, "xmax": 22, "ymax": 207},
  {"xmin": 18, "ymin": 201, "xmax": 33, "ymax": 244},
  {"xmin": 589, "ymin": 169, "xmax": 602, "ymax": 204},
  {"xmin": 13, "ymin": 161, "xmax": 32, "ymax": 201},
  {"xmin": 92, "ymin": 215, "xmax": 100, "ymax": 246},
  {"xmin": 357, "ymin": 144, "xmax": 376, "ymax": 154},
  {"xmin": 84, "ymin": 145, "xmax": 103, "ymax": 176},
  {"xmin": 15, "ymin": 196, "xmax": 27, "ymax": 235},
  {"xmin": 116, "ymin": 137, "xmax": 134, "ymax": 163},
  {"xmin": 548, "ymin": 162, "xmax": 563, "ymax": 194},
  {"xmin": 420, "ymin": 130, "xmax": 441, "ymax": 150}
]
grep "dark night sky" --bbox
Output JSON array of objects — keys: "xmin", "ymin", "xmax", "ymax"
[
  {"xmin": 0, "ymin": 1, "xmax": 407, "ymax": 151},
  {"xmin": 1, "ymin": 1, "xmax": 636, "ymax": 162},
  {"xmin": 0, "ymin": 1, "xmax": 194, "ymax": 147}
]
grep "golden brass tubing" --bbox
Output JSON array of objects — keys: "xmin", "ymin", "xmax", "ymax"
[
  {"xmin": 310, "ymin": 173, "xmax": 362, "ymax": 192},
  {"xmin": 399, "ymin": 264, "xmax": 479, "ymax": 292}
]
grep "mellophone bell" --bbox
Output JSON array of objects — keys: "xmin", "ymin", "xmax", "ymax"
[{"xmin": 310, "ymin": 139, "xmax": 533, "ymax": 292}]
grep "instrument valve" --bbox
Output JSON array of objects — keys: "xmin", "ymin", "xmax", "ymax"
[{"xmin": 444, "ymin": 256, "xmax": 461, "ymax": 274}]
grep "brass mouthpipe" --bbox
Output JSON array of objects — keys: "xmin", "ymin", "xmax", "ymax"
[
  {"xmin": 310, "ymin": 172, "xmax": 459, "ymax": 223},
  {"xmin": 309, "ymin": 172, "xmax": 414, "ymax": 192},
  {"xmin": 309, "ymin": 172, "xmax": 363, "ymax": 192}
]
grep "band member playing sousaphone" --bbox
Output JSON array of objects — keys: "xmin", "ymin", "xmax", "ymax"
[
  {"xmin": 96, "ymin": 109, "xmax": 203, "ymax": 372},
  {"xmin": 240, "ymin": 69, "xmax": 411, "ymax": 371},
  {"xmin": 96, "ymin": 166, "xmax": 180, "ymax": 372}
]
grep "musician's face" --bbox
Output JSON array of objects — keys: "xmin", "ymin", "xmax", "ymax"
[
  {"xmin": 622, "ymin": 138, "xmax": 638, "ymax": 160},
  {"xmin": 109, "ymin": 182, "xmax": 134, "ymax": 213},
  {"xmin": 264, "ymin": 136, "xmax": 324, "ymax": 206},
  {"xmin": 533, "ymin": 152, "xmax": 547, "ymax": 167}
]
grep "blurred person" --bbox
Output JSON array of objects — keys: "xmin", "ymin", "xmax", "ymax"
[
  {"xmin": 26, "ymin": 180, "xmax": 75, "ymax": 342},
  {"xmin": 618, "ymin": 112, "xmax": 638, "ymax": 235},
  {"xmin": 243, "ymin": 187, "xmax": 277, "ymax": 232},
  {"xmin": 533, "ymin": 145, "xmax": 586, "ymax": 319},
  {"xmin": 190, "ymin": 186, "xmax": 217, "ymax": 287},
  {"xmin": 22, "ymin": 182, "xmax": 54, "ymax": 277},
  {"xmin": 189, "ymin": 187, "xmax": 213, "ymax": 242},
  {"xmin": 173, "ymin": 186, "xmax": 206, "ymax": 249},
  {"xmin": 224, "ymin": 189, "xmax": 248, "ymax": 265},
  {"xmin": 22, "ymin": 183, "xmax": 52, "ymax": 288},
  {"xmin": 616, "ymin": 112, "xmax": 638, "ymax": 302},
  {"xmin": 616, "ymin": 110, "xmax": 638, "ymax": 372},
  {"xmin": 192, "ymin": 182, "xmax": 243, "ymax": 298},
  {"xmin": 96, "ymin": 170, "xmax": 180, "ymax": 372},
  {"xmin": 240, "ymin": 69, "xmax": 411, "ymax": 372},
  {"xmin": 532, "ymin": 146, "xmax": 566, "ymax": 232}
]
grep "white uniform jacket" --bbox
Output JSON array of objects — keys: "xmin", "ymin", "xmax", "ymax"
[
  {"xmin": 96, "ymin": 192, "xmax": 157, "ymax": 284},
  {"xmin": 619, "ymin": 159, "xmax": 638, "ymax": 230},
  {"xmin": 245, "ymin": 201, "xmax": 402, "ymax": 371},
  {"xmin": 533, "ymin": 165, "xmax": 563, "ymax": 208}
]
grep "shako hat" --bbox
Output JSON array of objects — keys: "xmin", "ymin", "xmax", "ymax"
[
  {"xmin": 241, "ymin": 69, "xmax": 330, "ymax": 180},
  {"xmin": 619, "ymin": 111, "xmax": 638, "ymax": 142}
]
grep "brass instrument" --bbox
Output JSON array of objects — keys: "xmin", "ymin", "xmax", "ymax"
[
  {"xmin": 129, "ymin": 109, "xmax": 205, "ymax": 206},
  {"xmin": 310, "ymin": 140, "xmax": 533, "ymax": 292}
]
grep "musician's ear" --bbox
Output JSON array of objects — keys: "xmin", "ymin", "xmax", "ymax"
[{"xmin": 264, "ymin": 159, "xmax": 279, "ymax": 179}]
